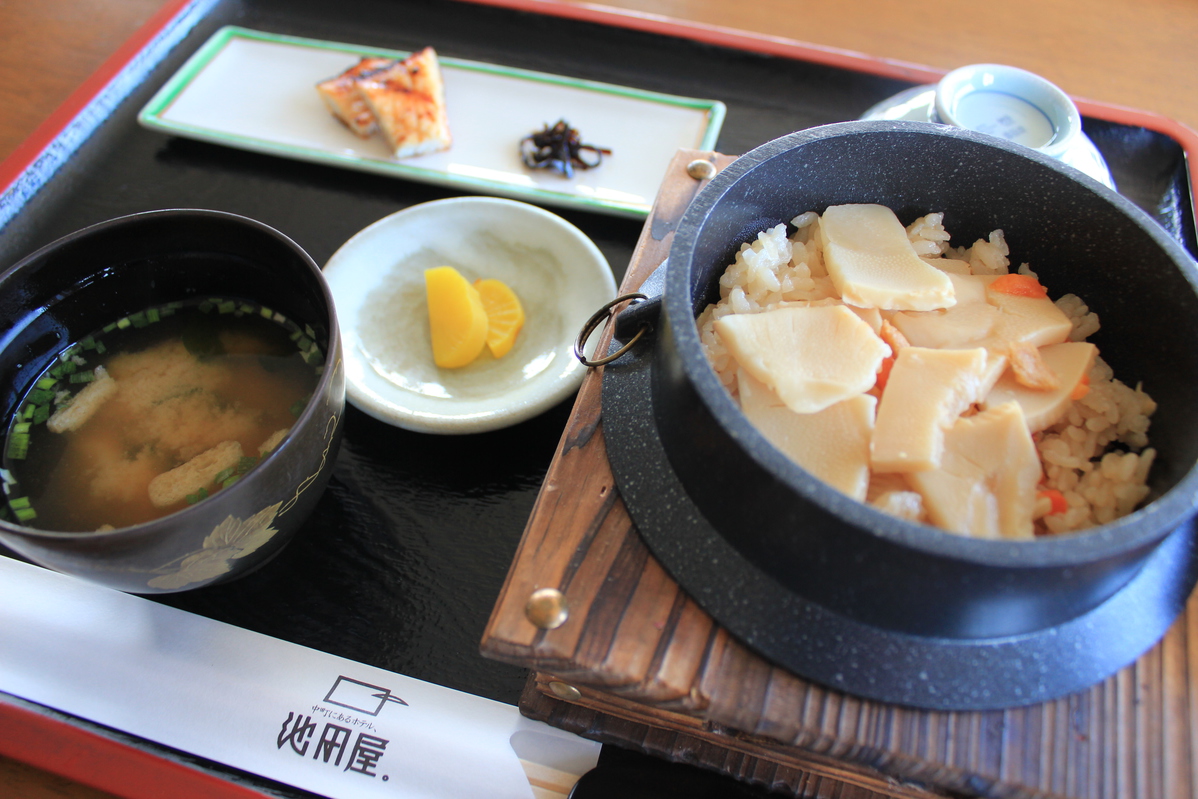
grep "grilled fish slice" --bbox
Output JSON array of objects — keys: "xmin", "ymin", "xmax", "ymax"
[
  {"xmin": 354, "ymin": 47, "xmax": 451, "ymax": 158},
  {"xmin": 316, "ymin": 56, "xmax": 395, "ymax": 137}
]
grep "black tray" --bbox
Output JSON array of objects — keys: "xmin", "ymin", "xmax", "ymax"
[{"xmin": 1, "ymin": 0, "xmax": 1195, "ymax": 793}]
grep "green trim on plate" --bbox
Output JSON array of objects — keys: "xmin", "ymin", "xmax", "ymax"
[{"xmin": 137, "ymin": 26, "xmax": 727, "ymax": 218}]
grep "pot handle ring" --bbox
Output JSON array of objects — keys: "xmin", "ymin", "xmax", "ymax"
[
  {"xmin": 574, "ymin": 255, "xmax": 668, "ymax": 367},
  {"xmin": 574, "ymin": 292, "xmax": 649, "ymax": 367}
]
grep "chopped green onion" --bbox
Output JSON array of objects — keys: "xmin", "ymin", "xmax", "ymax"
[
  {"xmin": 14, "ymin": 505, "xmax": 37, "ymax": 523},
  {"xmin": 186, "ymin": 487, "xmax": 209, "ymax": 505},
  {"xmin": 12, "ymin": 422, "xmax": 30, "ymax": 435},
  {"xmin": 213, "ymin": 467, "xmax": 234, "ymax": 484},
  {"xmin": 146, "ymin": 308, "xmax": 160, "ymax": 323},
  {"xmin": 94, "ymin": 341, "xmax": 107, "ymax": 354},
  {"xmin": 130, "ymin": 311, "xmax": 149, "ymax": 328},
  {"xmin": 6, "ymin": 434, "xmax": 29, "ymax": 460},
  {"xmin": 102, "ymin": 322, "xmax": 117, "ymax": 333},
  {"xmin": 28, "ymin": 388, "xmax": 55, "ymax": 406},
  {"xmin": 49, "ymin": 360, "xmax": 75, "ymax": 378},
  {"xmin": 259, "ymin": 306, "xmax": 273, "ymax": 319},
  {"xmin": 32, "ymin": 405, "xmax": 49, "ymax": 425},
  {"xmin": 116, "ymin": 317, "xmax": 131, "ymax": 330},
  {"xmin": 217, "ymin": 300, "xmax": 236, "ymax": 314},
  {"xmin": 221, "ymin": 475, "xmax": 240, "ymax": 489},
  {"xmin": 236, "ymin": 456, "xmax": 258, "ymax": 474},
  {"xmin": 69, "ymin": 371, "xmax": 95, "ymax": 384},
  {"xmin": 35, "ymin": 376, "xmax": 57, "ymax": 390}
]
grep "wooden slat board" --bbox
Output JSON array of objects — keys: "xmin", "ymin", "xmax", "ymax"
[
  {"xmin": 518, "ymin": 676, "xmax": 945, "ymax": 798},
  {"xmin": 480, "ymin": 148, "xmax": 1198, "ymax": 799}
]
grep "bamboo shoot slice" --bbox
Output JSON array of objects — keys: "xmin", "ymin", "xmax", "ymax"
[
  {"xmin": 906, "ymin": 401, "xmax": 1041, "ymax": 540},
  {"xmin": 738, "ymin": 369, "xmax": 876, "ymax": 501},
  {"xmin": 871, "ymin": 346, "xmax": 990, "ymax": 472},
  {"xmin": 715, "ymin": 304, "xmax": 889, "ymax": 414},
  {"xmin": 818, "ymin": 204, "xmax": 956, "ymax": 311},
  {"xmin": 983, "ymin": 342, "xmax": 1098, "ymax": 431}
]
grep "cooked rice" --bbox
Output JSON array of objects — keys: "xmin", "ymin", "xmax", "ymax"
[
  {"xmin": 698, "ymin": 210, "xmax": 1156, "ymax": 536},
  {"xmin": 1036, "ymin": 354, "xmax": 1156, "ymax": 533}
]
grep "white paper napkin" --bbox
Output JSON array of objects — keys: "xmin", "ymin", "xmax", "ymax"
[{"xmin": 0, "ymin": 557, "xmax": 599, "ymax": 798}]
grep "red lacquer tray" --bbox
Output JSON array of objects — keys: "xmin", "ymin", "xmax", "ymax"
[{"xmin": 2, "ymin": 1, "xmax": 1196, "ymax": 797}]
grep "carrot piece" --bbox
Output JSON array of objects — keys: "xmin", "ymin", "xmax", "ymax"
[
  {"xmin": 989, "ymin": 273, "xmax": 1048, "ymax": 298},
  {"xmin": 874, "ymin": 354, "xmax": 896, "ymax": 393},
  {"xmin": 1038, "ymin": 488, "xmax": 1068, "ymax": 515},
  {"xmin": 1070, "ymin": 373, "xmax": 1091, "ymax": 400}
]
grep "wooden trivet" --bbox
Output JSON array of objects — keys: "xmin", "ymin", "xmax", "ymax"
[{"xmin": 481, "ymin": 148, "xmax": 1197, "ymax": 799}]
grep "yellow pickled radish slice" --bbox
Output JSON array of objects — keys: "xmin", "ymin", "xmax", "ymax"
[
  {"xmin": 474, "ymin": 278, "xmax": 525, "ymax": 358},
  {"xmin": 425, "ymin": 266, "xmax": 489, "ymax": 368}
]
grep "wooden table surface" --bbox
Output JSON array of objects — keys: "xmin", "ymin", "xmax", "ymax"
[{"xmin": 2, "ymin": 0, "xmax": 1196, "ymax": 796}]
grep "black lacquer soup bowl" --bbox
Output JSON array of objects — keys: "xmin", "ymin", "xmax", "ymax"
[{"xmin": 0, "ymin": 209, "xmax": 345, "ymax": 593}]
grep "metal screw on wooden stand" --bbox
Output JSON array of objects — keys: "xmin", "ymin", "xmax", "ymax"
[
  {"xmin": 525, "ymin": 587, "xmax": 569, "ymax": 629},
  {"xmin": 686, "ymin": 158, "xmax": 717, "ymax": 180},
  {"xmin": 549, "ymin": 681, "xmax": 582, "ymax": 701}
]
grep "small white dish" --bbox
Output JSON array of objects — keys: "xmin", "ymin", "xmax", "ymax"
[
  {"xmin": 323, "ymin": 197, "xmax": 616, "ymax": 433},
  {"xmin": 862, "ymin": 66, "xmax": 1115, "ymax": 190}
]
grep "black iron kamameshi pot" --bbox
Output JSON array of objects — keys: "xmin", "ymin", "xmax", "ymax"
[{"xmin": 648, "ymin": 121, "xmax": 1198, "ymax": 641}]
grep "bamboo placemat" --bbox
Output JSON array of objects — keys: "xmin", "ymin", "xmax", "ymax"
[{"xmin": 480, "ymin": 148, "xmax": 1198, "ymax": 799}]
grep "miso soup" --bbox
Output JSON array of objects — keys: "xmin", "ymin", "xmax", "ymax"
[{"xmin": 1, "ymin": 298, "xmax": 324, "ymax": 532}]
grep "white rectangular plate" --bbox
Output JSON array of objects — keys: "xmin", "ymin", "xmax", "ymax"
[{"xmin": 138, "ymin": 26, "xmax": 726, "ymax": 218}]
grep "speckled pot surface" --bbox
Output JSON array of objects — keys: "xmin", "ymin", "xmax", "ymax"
[
  {"xmin": 652, "ymin": 121, "xmax": 1198, "ymax": 640},
  {"xmin": 0, "ymin": 209, "xmax": 345, "ymax": 593},
  {"xmin": 598, "ymin": 121, "xmax": 1198, "ymax": 708}
]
